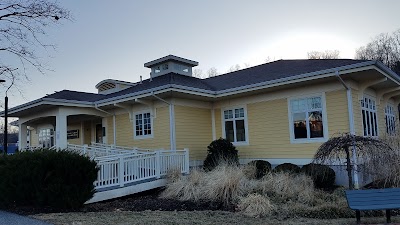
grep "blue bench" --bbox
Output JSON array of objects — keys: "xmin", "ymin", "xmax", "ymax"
[{"xmin": 345, "ymin": 188, "xmax": 400, "ymax": 224}]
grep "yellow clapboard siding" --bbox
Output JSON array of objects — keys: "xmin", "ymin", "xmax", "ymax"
[
  {"xmin": 214, "ymin": 90, "xmax": 351, "ymax": 159},
  {"xmin": 106, "ymin": 116, "xmax": 113, "ymax": 144},
  {"xmin": 30, "ymin": 129, "xmax": 38, "ymax": 147},
  {"xmin": 352, "ymin": 88, "xmax": 363, "ymax": 136},
  {"xmin": 175, "ymin": 105, "xmax": 213, "ymax": 161},
  {"xmin": 115, "ymin": 106, "xmax": 170, "ymax": 150},
  {"xmin": 214, "ymin": 108, "xmax": 222, "ymax": 139},
  {"xmin": 325, "ymin": 90, "xmax": 349, "ymax": 136},
  {"xmin": 377, "ymin": 104, "xmax": 386, "ymax": 136}
]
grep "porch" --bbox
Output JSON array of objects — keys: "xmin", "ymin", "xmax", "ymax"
[{"xmin": 66, "ymin": 143, "xmax": 189, "ymax": 203}]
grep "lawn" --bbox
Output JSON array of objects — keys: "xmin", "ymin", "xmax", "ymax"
[{"xmin": 31, "ymin": 210, "xmax": 400, "ymax": 225}]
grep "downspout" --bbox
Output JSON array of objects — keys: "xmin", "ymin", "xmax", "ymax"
[
  {"xmin": 152, "ymin": 92, "xmax": 176, "ymax": 150},
  {"xmin": 94, "ymin": 104, "xmax": 116, "ymax": 145},
  {"xmin": 335, "ymin": 70, "xmax": 360, "ymax": 189}
]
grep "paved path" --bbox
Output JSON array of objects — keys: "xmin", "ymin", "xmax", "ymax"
[{"xmin": 0, "ymin": 210, "xmax": 53, "ymax": 225}]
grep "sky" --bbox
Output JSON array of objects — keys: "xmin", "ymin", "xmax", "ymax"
[{"xmin": 2, "ymin": 0, "xmax": 400, "ymax": 108}]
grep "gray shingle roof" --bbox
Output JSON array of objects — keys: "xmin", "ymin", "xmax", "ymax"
[
  {"xmin": 44, "ymin": 90, "xmax": 107, "ymax": 102},
  {"xmin": 43, "ymin": 59, "xmax": 372, "ymax": 103},
  {"xmin": 203, "ymin": 59, "xmax": 369, "ymax": 91}
]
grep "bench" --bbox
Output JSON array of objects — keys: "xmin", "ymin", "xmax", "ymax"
[{"xmin": 345, "ymin": 188, "xmax": 400, "ymax": 224}]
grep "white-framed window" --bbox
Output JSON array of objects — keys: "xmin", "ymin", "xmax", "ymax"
[
  {"xmin": 38, "ymin": 128, "xmax": 54, "ymax": 148},
  {"xmin": 361, "ymin": 96, "xmax": 378, "ymax": 137},
  {"xmin": 385, "ymin": 104, "xmax": 396, "ymax": 135},
  {"xmin": 288, "ymin": 94, "xmax": 327, "ymax": 143},
  {"xmin": 222, "ymin": 106, "xmax": 248, "ymax": 145},
  {"xmin": 134, "ymin": 111, "xmax": 153, "ymax": 139}
]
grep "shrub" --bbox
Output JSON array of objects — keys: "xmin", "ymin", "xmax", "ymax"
[
  {"xmin": 203, "ymin": 138, "xmax": 239, "ymax": 171},
  {"xmin": 248, "ymin": 160, "xmax": 271, "ymax": 179},
  {"xmin": 301, "ymin": 163, "xmax": 336, "ymax": 189},
  {"xmin": 272, "ymin": 163, "xmax": 300, "ymax": 174},
  {"xmin": 0, "ymin": 149, "xmax": 98, "ymax": 209}
]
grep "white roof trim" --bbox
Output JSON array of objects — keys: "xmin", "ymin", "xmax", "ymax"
[{"xmin": 144, "ymin": 55, "xmax": 198, "ymax": 67}]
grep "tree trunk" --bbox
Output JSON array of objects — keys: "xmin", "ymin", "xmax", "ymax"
[{"xmin": 345, "ymin": 146, "xmax": 353, "ymax": 190}]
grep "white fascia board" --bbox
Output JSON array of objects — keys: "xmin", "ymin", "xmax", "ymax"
[
  {"xmin": 95, "ymin": 84, "xmax": 174, "ymax": 106},
  {"xmin": 4, "ymin": 98, "xmax": 95, "ymax": 116},
  {"xmin": 374, "ymin": 61, "xmax": 400, "ymax": 85},
  {"xmin": 95, "ymin": 84, "xmax": 216, "ymax": 107},
  {"xmin": 3, "ymin": 98, "xmax": 44, "ymax": 116},
  {"xmin": 44, "ymin": 98, "xmax": 94, "ymax": 106}
]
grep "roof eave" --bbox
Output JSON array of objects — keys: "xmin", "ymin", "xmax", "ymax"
[
  {"xmin": 215, "ymin": 60, "xmax": 376, "ymax": 97},
  {"xmin": 2, "ymin": 98, "xmax": 95, "ymax": 117}
]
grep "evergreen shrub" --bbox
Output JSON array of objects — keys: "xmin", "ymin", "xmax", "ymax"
[
  {"xmin": 0, "ymin": 149, "xmax": 98, "ymax": 209},
  {"xmin": 273, "ymin": 163, "xmax": 301, "ymax": 174},
  {"xmin": 301, "ymin": 163, "xmax": 336, "ymax": 189},
  {"xmin": 203, "ymin": 138, "xmax": 239, "ymax": 171},
  {"xmin": 248, "ymin": 160, "xmax": 271, "ymax": 179}
]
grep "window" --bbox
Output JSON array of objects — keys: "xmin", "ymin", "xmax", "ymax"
[
  {"xmin": 290, "ymin": 96, "xmax": 325, "ymax": 142},
  {"xmin": 134, "ymin": 112, "xmax": 152, "ymax": 138},
  {"xmin": 385, "ymin": 104, "xmax": 396, "ymax": 135},
  {"xmin": 361, "ymin": 96, "xmax": 378, "ymax": 137},
  {"xmin": 223, "ymin": 107, "xmax": 247, "ymax": 143},
  {"xmin": 38, "ymin": 128, "xmax": 54, "ymax": 148}
]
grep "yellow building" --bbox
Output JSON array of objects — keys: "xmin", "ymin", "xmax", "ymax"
[{"xmin": 4, "ymin": 55, "xmax": 400, "ymax": 167}]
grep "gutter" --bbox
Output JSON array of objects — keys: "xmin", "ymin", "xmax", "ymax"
[
  {"xmin": 335, "ymin": 70, "xmax": 359, "ymax": 189},
  {"xmin": 151, "ymin": 92, "xmax": 176, "ymax": 151}
]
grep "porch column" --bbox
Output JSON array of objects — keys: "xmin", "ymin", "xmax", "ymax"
[
  {"xmin": 18, "ymin": 123, "xmax": 27, "ymax": 150},
  {"xmin": 56, "ymin": 111, "xmax": 68, "ymax": 149}
]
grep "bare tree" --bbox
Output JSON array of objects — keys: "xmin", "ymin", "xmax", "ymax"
[
  {"xmin": 307, "ymin": 50, "xmax": 340, "ymax": 59},
  {"xmin": 227, "ymin": 64, "xmax": 241, "ymax": 73},
  {"xmin": 206, "ymin": 67, "xmax": 218, "ymax": 77},
  {"xmin": 355, "ymin": 29, "xmax": 400, "ymax": 74},
  {"xmin": 313, "ymin": 133, "xmax": 397, "ymax": 189},
  {"xmin": 192, "ymin": 68, "xmax": 204, "ymax": 78},
  {"xmin": 0, "ymin": 0, "xmax": 70, "ymax": 90}
]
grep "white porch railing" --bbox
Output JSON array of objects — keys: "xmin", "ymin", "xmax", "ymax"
[{"xmin": 67, "ymin": 143, "xmax": 189, "ymax": 190}]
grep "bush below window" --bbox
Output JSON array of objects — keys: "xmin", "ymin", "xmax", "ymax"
[
  {"xmin": 203, "ymin": 138, "xmax": 239, "ymax": 171},
  {"xmin": 301, "ymin": 163, "xmax": 336, "ymax": 189},
  {"xmin": 272, "ymin": 163, "xmax": 301, "ymax": 174},
  {"xmin": 248, "ymin": 160, "xmax": 271, "ymax": 179}
]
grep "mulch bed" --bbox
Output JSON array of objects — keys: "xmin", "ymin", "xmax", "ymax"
[{"xmin": 6, "ymin": 188, "xmax": 236, "ymax": 216}]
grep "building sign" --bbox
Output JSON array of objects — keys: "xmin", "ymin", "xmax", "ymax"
[{"xmin": 67, "ymin": 129, "xmax": 79, "ymax": 139}]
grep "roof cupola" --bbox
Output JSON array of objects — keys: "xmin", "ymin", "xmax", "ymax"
[{"xmin": 144, "ymin": 55, "xmax": 198, "ymax": 78}]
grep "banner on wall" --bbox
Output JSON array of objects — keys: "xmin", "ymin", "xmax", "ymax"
[{"xmin": 67, "ymin": 129, "xmax": 79, "ymax": 139}]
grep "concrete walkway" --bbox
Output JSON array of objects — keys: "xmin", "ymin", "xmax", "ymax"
[{"xmin": 0, "ymin": 210, "xmax": 53, "ymax": 225}]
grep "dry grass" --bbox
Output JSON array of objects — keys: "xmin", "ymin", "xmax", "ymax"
[
  {"xmin": 161, "ymin": 168, "xmax": 205, "ymax": 201},
  {"xmin": 238, "ymin": 193, "xmax": 274, "ymax": 218},
  {"xmin": 161, "ymin": 164, "xmax": 356, "ymax": 219},
  {"xmin": 259, "ymin": 172, "xmax": 315, "ymax": 204},
  {"xmin": 203, "ymin": 165, "xmax": 249, "ymax": 205}
]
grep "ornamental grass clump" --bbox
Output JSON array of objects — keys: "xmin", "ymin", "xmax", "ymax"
[
  {"xmin": 203, "ymin": 164, "xmax": 251, "ymax": 205},
  {"xmin": 259, "ymin": 172, "xmax": 315, "ymax": 205},
  {"xmin": 237, "ymin": 193, "xmax": 275, "ymax": 218},
  {"xmin": 161, "ymin": 168, "xmax": 205, "ymax": 202}
]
